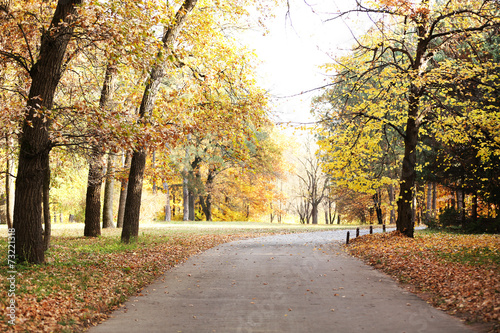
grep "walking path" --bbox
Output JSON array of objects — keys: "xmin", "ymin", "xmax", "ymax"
[{"xmin": 89, "ymin": 230, "xmax": 473, "ymax": 333}]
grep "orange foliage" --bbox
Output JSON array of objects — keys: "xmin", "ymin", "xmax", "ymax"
[{"xmin": 348, "ymin": 231, "xmax": 500, "ymax": 330}]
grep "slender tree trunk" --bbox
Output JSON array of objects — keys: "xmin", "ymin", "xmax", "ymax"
[
  {"xmin": 84, "ymin": 152, "xmax": 104, "ymax": 237},
  {"xmin": 121, "ymin": 0, "xmax": 198, "ymax": 243},
  {"xmin": 42, "ymin": 158, "xmax": 51, "ymax": 251},
  {"xmin": 164, "ymin": 182, "xmax": 171, "ymax": 221},
  {"xmin": 85, "ymin": 62, "xmax": 117, "ymax": 235},
  {"xmin": 432, "ymin": 182, "xmax": 437, "ymax": 218},
  {"xmin": 388, "ymin": 184, "xmax": 396, "ymax": 225},
  {"xmin": 13, "ymin": 0, "xmax": 82, "ymax": 264},
  {"xmin": 426, "ymin": 183, "xmax": 432, "ymax": 221},
  {"xmin": 471, "ymin": 193, "xmax": 478, "ymax": 222},
  {"xmin": 188, "ymin": 190, "xmax": 195, "ymax": 221},
  {"xmin": 373, "ymin": 190, "xmax": 383, "ymax": 225},
  {"xmin": 102, "ymin": 153, "xmax": 116, "ymax": 228},
  {"xmin": 5, "ymin": 137, "xmax": 14, "ymax": 229},
  {"xmin": 183, "ymin": 171, "xmax": 190, "ymax": 221},
  {"xmin": 116, "ymin": 152, "xmax": 131, "ymax": 228}
]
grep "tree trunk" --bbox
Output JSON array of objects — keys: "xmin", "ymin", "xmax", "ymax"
[
  {"xmin": 13, "ymin": 0, "xmax": 82, "ymax": 264},
  {"xmin": 5, "ymin": 137, "xmax": 14, "ymax": 229},
  {"xmin": 373, "ymin": 190, "xmax": 383, "ymax": 225},
  {"xmin": 121, "ymin": 149, "xmax": 146, "ymax": 243},
  {"xmin": 102, "ymin": 153, "xmax": 116, "ymax": 228},
  {"xmin": 426, "ymin": 183, "xmax": 432, "ymax": 221},
  {"xmin": 43, "ymin": 158, "xmax": 51, "ymax": 252},
  {"xmin": 164, "ymin": 182, "xmax": 171, "ymax": 221},
  {"xmin": 471, "ymin": 193, "xmax": 478, "ymax": 222},
  {"xmin": 99, "ymin": 63, "xmax": 117, "ymax": 228},
  {"xmin": 396, "ymin": 84, "xmax": 420, "ymax": 238},
  {"xmin": 188, "ymin": 190, "xmax": 195, "ymax": 221},
  {"xmin": 432, "ymin": 182, "xmax": 437, "ymax": 218},
  {"xmin": 84, "ymin": 152, "xmax": 104, "ymax": 237},
  {"xmin": 121, "ymin": 0, "xmax": 198, "ymax": 242},
  {"xmin": 116, "ymin": 152, "xmax": 131, "ymax": 228},
  {"xmin": 311, "ymin": 203, "xmax": 318, "ymax": 224},
  {"xmin": 183, "ymin": 171, "xmax": 190, "ymax": 221}
]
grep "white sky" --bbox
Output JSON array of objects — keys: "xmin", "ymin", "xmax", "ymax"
[{"xmin": 241, "ymin": 0, "xmax": 368, "ymax": 127}]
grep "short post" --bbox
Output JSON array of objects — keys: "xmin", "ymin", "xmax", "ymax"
[
  {"xmin": 356, "ymin": 228, "xmax": 360, "ymax": 238},
  {"xmin": 383, "ymin": 224, "xmax": 386, "ymax": 232},
  {"xmin": 370, "ymin": 225, "xmax": 373, "ymax": 234},
  {"xmin": 346, "ymin": 231, "xmax": 350, "ymax": 245}
]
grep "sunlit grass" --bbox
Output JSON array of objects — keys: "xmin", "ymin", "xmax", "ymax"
[{"xmin": 0, "ymin": 220, "xmax": 352, "ymax": 238}]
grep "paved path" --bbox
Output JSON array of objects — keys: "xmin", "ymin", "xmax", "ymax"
[{"xmin": 89, "ymin": 230, "xmax": 473, "ymax": 333}]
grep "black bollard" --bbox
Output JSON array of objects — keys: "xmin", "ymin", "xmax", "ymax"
[
  {"xmin": 356, "ymin": 228, "xmax": 360, "ymax": 238},
  {"xmin": 370, "ymin": 225, "xmax": 373, "ymax": 234},
  {"xmin": 383, "ymin": 224, "xmax": 386, "ymax": 232},
  {"xmin": 346, "ymin": 231, "xmax": 350, "ymax": 245}
]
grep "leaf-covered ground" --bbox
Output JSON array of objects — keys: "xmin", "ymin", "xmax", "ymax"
[{"xmin": 347, "ymin": 231, "xmax": 500, "ymax": 332}]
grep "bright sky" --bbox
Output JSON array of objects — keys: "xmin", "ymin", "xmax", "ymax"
[{"xmin": 242, "ymin": 0, "xmax": 366, "ymax": 127}]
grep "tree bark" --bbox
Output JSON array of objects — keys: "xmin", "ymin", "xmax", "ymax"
[
  {"xmin": 373, "ymin": 190, "xmax": 383, "ymax": 225},
  {"xmin": 84, "ymin": 152, "xmax": 104, "ymax": 237},
  {"xmin": 121, "ymin": 149, "xmax": 146, "ymax": 243},
  {"xmin": 183, "ymin": 171, "xmax": 190, "ymax": 221},
  {"xmin": 471, "ymin": 193, "xmax": 478, "ymax": 222},
  {"xmin": 13, "ymin": 0, "xmax": 82, "ymax": 264},
  {"xmin": 311, "ymin": 203, "xmax": 318, "ymax": 225},
  {"xmin": 200, "ymin": 169, "xmax": 215, "ymax": 221},
  {"xmin": 5, "ymin": 137, "xmax": 14, "ymax": 229},
  {"xmin": 43, "ymin": 158, "xmax": 51, "ymax": 251},
  {"xmin": 102, "ymin": 153, "xmax": 116, "ymax": 228},
  {"xmin": 116, "ymin": 152, "xmax": 131, "ymax": 228},
  {"xmin": 164, "ymin": 182, "xmax": 171, "ymax": 221},
  {"xmin": 396, "ymin": 83, "xmax": 421, "ymax": 238},
  {"xmin": 188, "ymin": 190, "xmax": 195, "ymax": 221},
  {"xmin": 121, "ymin": 0, "xmax": 199, "ymax": 242},
  {"xmin": 432, "ymin": 182, "xmax": 437, "ymax": 218}
]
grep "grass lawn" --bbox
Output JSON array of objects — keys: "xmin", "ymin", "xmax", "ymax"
[
  {"xmin": 347, "ymin": 230, "xmax": 500, "ymax": 332},
  {"xmin": 0, "ymin": 221, "xmax": 347, "ymax": 332}
]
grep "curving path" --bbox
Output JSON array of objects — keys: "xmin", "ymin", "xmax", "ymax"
[{"xmin": 89, "ymin": 230, "xmax": 473, "ymax": 333}]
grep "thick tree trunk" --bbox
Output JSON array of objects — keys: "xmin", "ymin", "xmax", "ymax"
[
  {"xmin": 13, "ymin": 0, "xmax": 82, "ymax": 264},
  {"xmin": 116, "ymin": 152, "xmax": 131, "ymax": 228},
  {"xmin": 102, "ymin": 153, "xmax": 116, "ymax": 228},
  {"xmin": 311, "ymin": 203, "xmax": 318, "ymax": 224},
  {"xmin": 84, "ymin": 152, "xmax": 104, "ymax": 237},
  {"xmin": 396, "ymin": 85, "xmax": 420, "ymax": 238},
  {"xmin": 43, "ymin": 159, "xmax": 51, "ymax": 252},
  {"xmin": 121, "ymin": 0, "xmax": 198, "ymax": 242},
  {"xmin": 121, "ymin": 149, "xmax": 147, "ymax": 243}
]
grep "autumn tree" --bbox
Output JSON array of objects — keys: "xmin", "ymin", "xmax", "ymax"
[
  {"xmin": 294, "ymin": 138, "xmax": 328, "ymax": 225},
  {"xmin": 315, "ymin": 0, "xmax": 500, "ymax": 237},
  {"xmin": 2, "ymin": 0, "xmax": 84, "ymax": 263}
]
